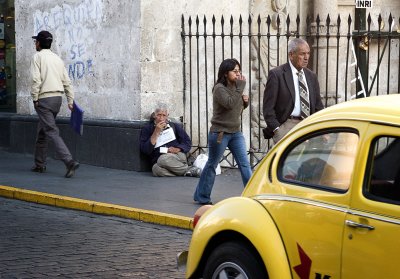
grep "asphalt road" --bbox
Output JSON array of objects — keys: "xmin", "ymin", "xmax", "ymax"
[{"xmin": 0, "ymin": 197, "xmax": 191, "ymax": 279}]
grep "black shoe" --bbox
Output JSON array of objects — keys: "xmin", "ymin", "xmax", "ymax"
[
  {"xmin": 31, "ymin": 166, "xmax": 46, "ymax": 173},
  {"xmin": 200, "ymin": 201, "xmax": 213, "ymax": 205},
  {"xmin": 194, "ymin": 200, "xmax": 213, "ymax": 205},
  {"xmin": 65, "ymin": 161, "xmax": 80, "ymax": 178}
]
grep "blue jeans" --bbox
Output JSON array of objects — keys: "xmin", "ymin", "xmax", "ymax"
[{"xmin": 193, "ymin": 131, "xmax": 252, "ymax": 203}]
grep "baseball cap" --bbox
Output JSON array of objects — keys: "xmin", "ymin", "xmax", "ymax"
[{"xmin": 32, "ymin": 30, "xmax": 53, "ymax": 42}]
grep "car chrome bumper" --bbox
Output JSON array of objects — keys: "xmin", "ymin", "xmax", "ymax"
[{"xmin": 177, "ymin": 250, "xmax": 188, "ymax": 272}]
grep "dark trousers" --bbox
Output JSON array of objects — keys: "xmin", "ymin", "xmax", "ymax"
[{"xmin": 34, "ymin": 96, "xmax": 72, "ymax": 167}]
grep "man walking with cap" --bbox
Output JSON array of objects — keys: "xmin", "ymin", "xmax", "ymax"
[{"xmin": 30, "ymin": 30, "xmax": 79, "ymax": 178}]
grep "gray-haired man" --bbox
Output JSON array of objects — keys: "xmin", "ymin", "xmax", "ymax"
[
  {"xmin": 140, "ymin": 106, "xmax": 201, "ymax": 177},
  {"xmin": 263, "ymin": 38, "xmax": 324, "ymax": 143}
]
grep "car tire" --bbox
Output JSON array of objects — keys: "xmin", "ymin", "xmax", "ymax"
[{"xmin": 203, "ymin": 241, "xmax": 268, "ymax": 279}]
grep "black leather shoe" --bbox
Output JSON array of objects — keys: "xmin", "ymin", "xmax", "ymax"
[
  {"xmin": 31, "ymin": 166, "xmax": 46, "ymax": 173},
  {"xmin": 65, "ymin": 161, "xmax": 80, "ymax": 178},
  {"xmin": 194, "ymin": 200, "xmax": 213, "ymax": 205},
  {"xmin": 200, "ymin": 201, "xmax": 213, "ymax": 205}
]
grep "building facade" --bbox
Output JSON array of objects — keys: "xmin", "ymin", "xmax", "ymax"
[{"xmin": 0, "ymin": 0, "xmax": 399, "ymax": 170}]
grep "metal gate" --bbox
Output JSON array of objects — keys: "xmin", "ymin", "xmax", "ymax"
[{"xmin": 181, "ymin": 13, "xmax": 400, "ymax": 168}]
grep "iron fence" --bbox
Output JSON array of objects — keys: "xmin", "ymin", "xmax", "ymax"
[{"xmin": 181, "ymin": 12, "xmax": 400, "ymax": 168}]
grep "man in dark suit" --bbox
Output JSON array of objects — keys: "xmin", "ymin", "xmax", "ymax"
[{"xmin": 263, "ymin": 38, "xmax": 324, "ymax": 143}]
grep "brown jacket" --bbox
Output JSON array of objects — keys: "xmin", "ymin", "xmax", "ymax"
[{"xmin": 210, "ymin": 80, "xmax": 248, "ymax": 133}]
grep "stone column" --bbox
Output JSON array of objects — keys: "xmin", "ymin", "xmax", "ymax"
[
  {"xmin": 311, "ymin": 0, "xmax": 342, "ymax": 106},
  {"xmin": 314, "ymin": 0, "xmax": 338, "ymax": 21}
]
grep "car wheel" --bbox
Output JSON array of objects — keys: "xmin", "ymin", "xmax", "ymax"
[{"xmin": 203, "ymin": 241, "xmax": 267, "ymax": 279}]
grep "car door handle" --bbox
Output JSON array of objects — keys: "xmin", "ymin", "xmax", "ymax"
[{"xmin": 345, "ymin": 220, "xmax": 375, "ymax": 230}]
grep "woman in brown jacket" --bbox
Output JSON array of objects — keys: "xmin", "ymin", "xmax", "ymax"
[{"xmin": 193, "ymin": 58, "xmax": 252, "ymax": 205}]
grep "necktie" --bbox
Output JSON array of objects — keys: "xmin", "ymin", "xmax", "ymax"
[{"xmin": 297, "ymin": 71, "xmax": 310, "ymax": 119}]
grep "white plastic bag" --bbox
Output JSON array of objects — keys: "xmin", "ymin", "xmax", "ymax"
[{"xmin": 193, "ymin": 154, "xmax": 221, "ymax": 175}]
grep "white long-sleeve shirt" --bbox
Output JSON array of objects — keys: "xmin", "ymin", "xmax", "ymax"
[
  {"xmin": 288, "ymin": 60, "xmax": 309, "ymax": 117},
  {"xmin": 30, "ymin": 49, "xmax": 74, "ymax": 105}
]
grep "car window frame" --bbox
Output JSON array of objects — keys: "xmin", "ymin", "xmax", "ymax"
[
  {"xmin": 277, "ymin": 127, "xmax": 359, "ymax": 194},
  {"xmin": 363, "ymin": 135, "xmax": 400, "ymax": 206}
]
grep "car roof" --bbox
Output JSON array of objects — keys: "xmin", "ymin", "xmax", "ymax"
[{"xmin": 298, "ymin": 94, "xmax": 400, "ymax": 128}]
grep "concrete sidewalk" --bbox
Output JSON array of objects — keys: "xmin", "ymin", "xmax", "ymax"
[{"xmin": 0, "ymin": 150, "xmax": 244, "ymax": 229}]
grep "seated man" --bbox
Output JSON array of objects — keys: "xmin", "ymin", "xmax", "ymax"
[{"xmin": 140, "ymin": 105, "xmax": 201, "ymax": 177}]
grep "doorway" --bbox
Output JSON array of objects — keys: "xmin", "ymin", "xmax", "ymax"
[{"xmin": 0, "ymin": 0, "xmax": 15, "ymax": 112}]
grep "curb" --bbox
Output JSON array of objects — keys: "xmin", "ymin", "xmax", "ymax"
[{"xmin": 0, "ymin": 185, "xmax": 194, "ymax": 230}]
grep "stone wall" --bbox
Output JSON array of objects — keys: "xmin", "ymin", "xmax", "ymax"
[
  {"xmin": 139, "ymin": 0, "xmax": 251, "ymax": 120},
  {"xmin": 13, "ymin": 0, "xmax": 400, "ymax": 122},
  {"xmin": 0, "ymin": 113, "xmax": 152, "ymax": 171},
  {"xmin": 7, "ymin": 0, "xmax": 399, "ymax": 170},
  {"xmin": 14, "ymin": 0, "xmax": 252, "ymax": 122},
  {"xmin": 15, "ymin": 0, "xmax": 141, "ymax": 120}
]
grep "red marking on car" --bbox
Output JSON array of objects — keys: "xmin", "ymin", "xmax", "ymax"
[
  {"xmin": 193, "ymin": 205, "xmax": 212, "ymax": 228},
  {"xmin": 293, "ymin": 243, "xmax": 312, "ymax": 279}
]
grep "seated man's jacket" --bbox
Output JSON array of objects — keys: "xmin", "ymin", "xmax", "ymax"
[{"xmin": 140, "ymin": 121, "xmax": 192, "ymax": 165}]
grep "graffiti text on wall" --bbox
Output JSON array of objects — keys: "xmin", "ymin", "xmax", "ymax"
[{"xmin": 33, "ymin": 0, "xmax": 103, "ymax": 80}]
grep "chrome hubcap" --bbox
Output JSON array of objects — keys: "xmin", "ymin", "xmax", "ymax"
[{"xmin": 212, "ymin": 262, "xmax": 248, "ymax": 279}]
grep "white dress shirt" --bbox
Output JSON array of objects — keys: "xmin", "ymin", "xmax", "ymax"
[{"xmin": 289, "ymin": 60, "xmax": 309, "ymax": 117}]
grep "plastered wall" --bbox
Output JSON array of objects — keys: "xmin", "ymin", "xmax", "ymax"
[
  {"xmin": 15, "ymin": 0, "xmax": 141, "ymax": 120},
  {"xmin": 139, "ymin": 0, "xmax": 251, "ymax": 120},
  {"xmin": 14, "ymin": 0, "xmax": 251, "ymax": 122},
  {"xmin": 14, "ymin": 0, "xmax": 398, "ymax": 123}
]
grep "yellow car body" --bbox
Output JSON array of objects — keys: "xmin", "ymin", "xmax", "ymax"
[{"xmin": 185, "ymin": 94, "xmax": 400, "ymax": 279}]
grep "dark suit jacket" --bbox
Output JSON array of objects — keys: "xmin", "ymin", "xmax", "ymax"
[
  {"xmin": 263, "ymin": 62, "xmax": 324, "ymax": 131},
  {"xmin": 140, "ymin": 122, "xmax": 192, "ymax": 165}
]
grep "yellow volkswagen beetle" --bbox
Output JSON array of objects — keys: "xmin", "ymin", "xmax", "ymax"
[{"xmin": 181, "ymin": 94, "xmax": 400, "ymax": 279}]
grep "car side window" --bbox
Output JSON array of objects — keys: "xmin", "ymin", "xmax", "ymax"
[
  {"xmin": 365, "ymin": 137, "xmax": 400, "ymax": 204},
  {"xmin": 280, "ymin": 131, "xmax": 359, "ymax": 191}
]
